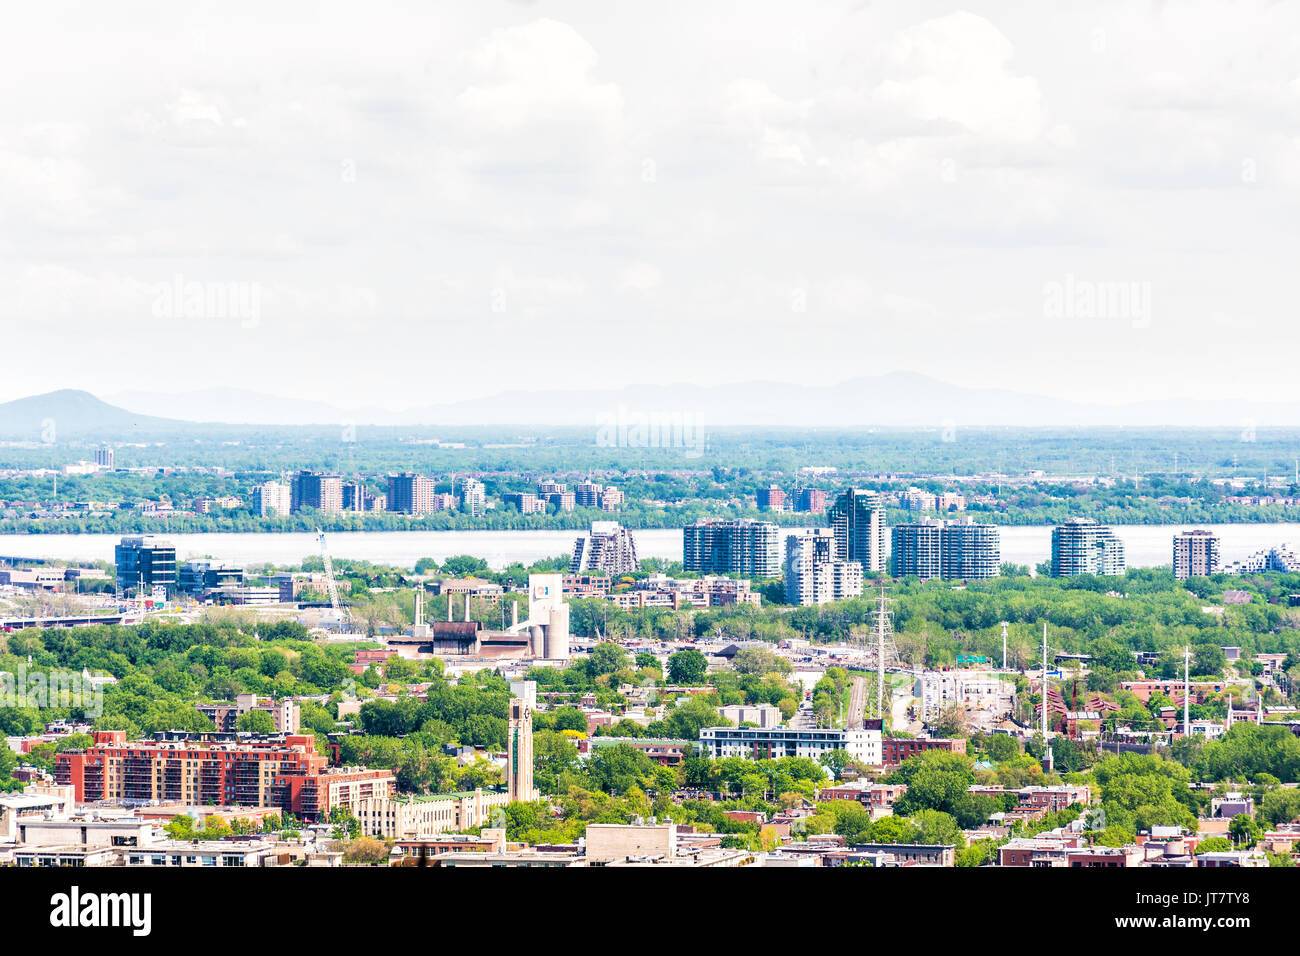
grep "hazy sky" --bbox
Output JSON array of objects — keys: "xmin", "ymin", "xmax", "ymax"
[{"xmin": 2, "ymin": 2, "xmax": 1297, "ymax": 411}]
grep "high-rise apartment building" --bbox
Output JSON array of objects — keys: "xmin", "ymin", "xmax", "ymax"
[
  {"xmin": 757, "ymin": 485, "xmax": 787, "ymax": 512},
  {"xmin": 1173, "ymin": 529, "xmax": 1220, "ymax": 580},
  {"xmin": 828, "ymin": 488, "xmax": 888, "ymax": 572},
  {"xmin": 785, "ymin": 529, "xmax": 863, "ymax": 605},
  {"xmin": 571, "ymin": 521, "xmax": 639, "ymax": 575},
  {"xmin": 891, "ymin": 519, "xmax": 944, "ymax": 579},
  {"xmin": 939, "ymin": 517, "xmax": 1001, "ymax": 580},
  {"xmin": 459, "ymin": 477, "xmax": 486, "ymax": 516},
  {"xmin": 575, "ymin": 480, "xmax": 602, "ymax": 508},
  {"xmin": 796, "ymin": 487, "xmax": 827, "ymax": 513},
  {"xmin": 343, "ymin": 481, "xmax": 383, "ymax": 512},
  {"xmin": 251, "ymin": 481, "xmax": 291, "ymax": 517},
  {"xmin": 290, "ymin": 471, "xmax": 344, "ymax": 514},
  {"xmin": 1051, "ymin": 518, "xmax": 1126, "ymax": 576},
  {"xmin": 893, "ymin": 517, "xmax": 1001, "ymax": 581},
  {"xmin": 543, "ymin": 491, "xmax": 576, "ymax": 512},
  {"xmin": 503, "ymin": 492, "xmax": 546, "ymax": 515},
  {"xmin": 683, "ymin": 519, "xmax": 781, "ymax": 578},
  {"xmin": 115, "ymin": 535, "xmax": 177, "ymax": 598},
  {"xmin": 387, "ymin": 473, "xmax": 437, "ymax": 514}
]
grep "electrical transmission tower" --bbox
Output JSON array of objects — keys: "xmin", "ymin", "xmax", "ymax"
[{"xmin": 860, "ymin": 584, "xmax": 900, "ymax": 720}]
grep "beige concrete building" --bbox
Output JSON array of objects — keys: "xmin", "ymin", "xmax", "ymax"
[
  {"xmin": 585, "ymin": 823, "xmax": 678, "ymax": 863},
  {"xmin": 356, "ymin": 788, "xmax": 511, "ymax": 839}
]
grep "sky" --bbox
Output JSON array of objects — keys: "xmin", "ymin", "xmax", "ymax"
[{"xmin": 1, "ymin": 1, "xmax": 1298, "ymax": 413}]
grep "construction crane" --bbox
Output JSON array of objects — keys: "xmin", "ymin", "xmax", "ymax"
[{"xmin": 317, "ymin": 528, "xmax": 350, "ymax": 631}]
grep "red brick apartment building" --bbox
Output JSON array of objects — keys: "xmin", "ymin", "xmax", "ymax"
[
  {"xmin": 55, "ymin": 730, "xmax": 392, "ymax": 821},
  {"xmin": 819, "ymin": 782, "xmax": 908, "ymax": 812},
  {"xmin": 1119, "ymin": 680, "xmax": 1226, "ymax": 704},
  {"xmin": 881, "ymin": 737, "xmax": 967, "ymax": 769}
]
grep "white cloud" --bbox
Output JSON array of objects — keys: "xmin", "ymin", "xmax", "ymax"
[
  {"xmin": 619, "ymin": 262, "xmax": 661, "ymax": 293},
  {"xmin": 873, "ymin": 11, "xmax": 1045, "ymax": 143},
  {"xmin": 0, "ymin": 2, "xmax": 1296, "ymax": 408},
  {"xmin": 457, "ymin": 19, "xmax": 623, "ymax": 138}
]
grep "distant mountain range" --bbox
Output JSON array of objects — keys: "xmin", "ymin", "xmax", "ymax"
[
  {"xmin": 0, "ymin": 390, "xmax": 181, "ymax": 441},
  {"xmin": 105, "ymin": 374, "xmax": 1300, "ymax": 429},
  {"xmin": 1, "ymin": 375, "xmax": 1298, "ymax": 439}
]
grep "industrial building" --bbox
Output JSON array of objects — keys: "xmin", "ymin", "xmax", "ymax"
[{"xmin": 386, "ymin": 573, "xmax": 571, "ymax": 662}]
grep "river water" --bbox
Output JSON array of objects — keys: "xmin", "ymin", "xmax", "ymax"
[{"xmin": 2, "ymin": 523, "xmax": 1299, "ymax": 571}]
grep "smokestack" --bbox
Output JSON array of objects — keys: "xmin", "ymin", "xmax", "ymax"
[
  {"xmin": 464, "ymin": 594, "xmax": 471, "ymax": 623},
  {"xmin": 447, "ymin": 594, "xmax": 453, "ymax": 622}
]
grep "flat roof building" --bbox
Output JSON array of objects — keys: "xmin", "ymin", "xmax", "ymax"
[
  {"xmin": 387, "ymin": 473, "xmax": 437, "ymax": 515},
  {"xmin": 114, "ymin": 535, "xmax": 177, "ymax": 598},
  {"xmin": 828, "ymin": 488, "xmax": 888, "ymax": 573},
  {"xmin": 699, "ymin": 723, "xmax": 882, "ymax": 766},
  {"xmin": 54, "ymin": 730, "xmax": 391, "ymax": 821},
  {"xmin": 683, "ymin": 519, "xmax": 781, "ymax": 579},
  {"xmin": 1173, "ymin": 529, "xmax": 1221, "ymax": 580},
  {"xmin": 1051, "ymin": 518, "xmax": 1125, "ymax": 576}
]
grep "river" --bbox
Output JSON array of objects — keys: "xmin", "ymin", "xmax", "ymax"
[{"xmin": 2, "ymin": 523, "xmax": 1300, "ymax": 571}]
